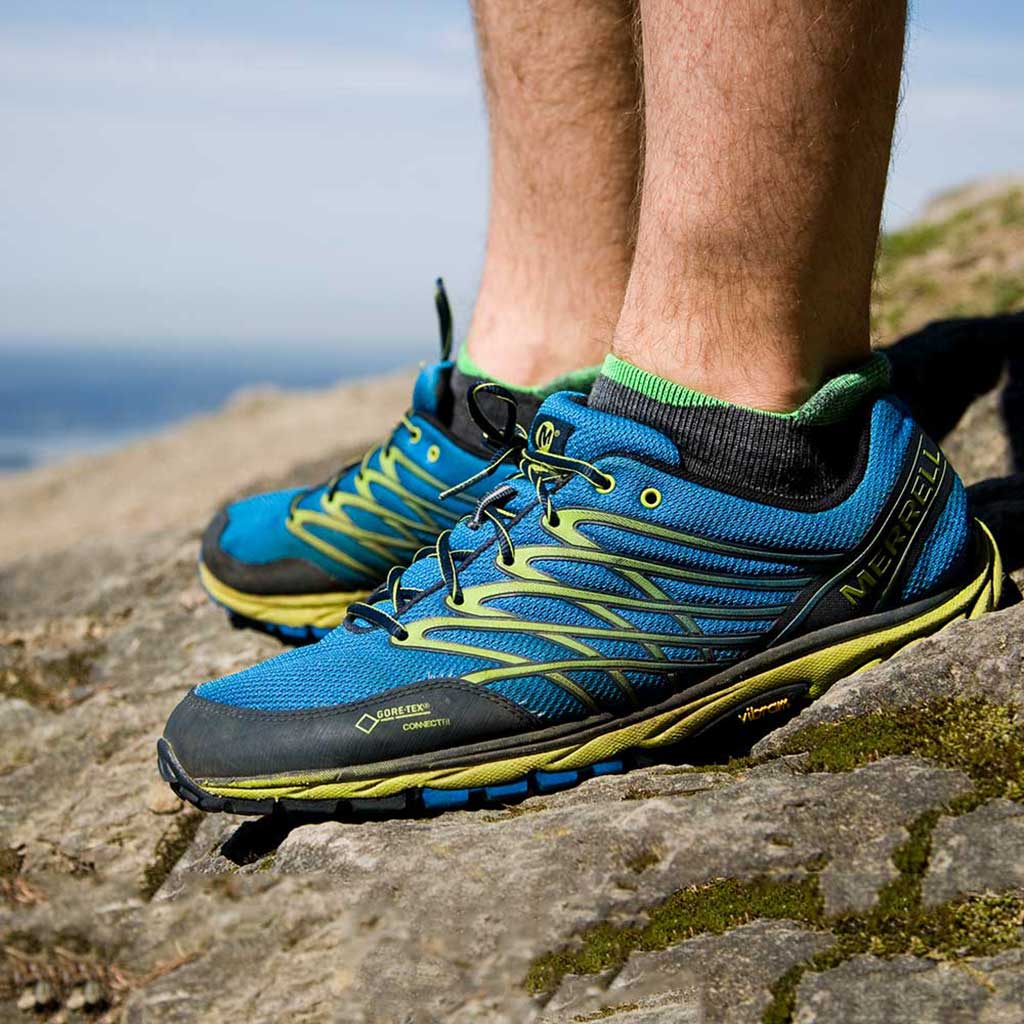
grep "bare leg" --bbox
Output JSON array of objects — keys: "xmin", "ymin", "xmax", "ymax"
[
  {"xmin": 614, "ymin": 0, "xmax": 906, "ymax": 411},
  {"xmin": 466, "ymin": 0, "xmax": 641, "ymax": 386}
]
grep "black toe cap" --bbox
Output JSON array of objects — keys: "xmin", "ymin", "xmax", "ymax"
[
  {"xmin": 200, "ymin": 506, "xmax": 344, "ymax": 596},
  {"xmin": 163, "ymin": 682, "xmax": 540, "ymax": 780}
]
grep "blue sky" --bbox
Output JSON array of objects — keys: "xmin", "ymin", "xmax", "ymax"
[{"xmin": 1, "ymin": 1, "xmax": 1021, "ymax": 353}]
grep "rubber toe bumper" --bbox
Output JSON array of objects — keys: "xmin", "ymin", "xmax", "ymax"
[
  {"xmin": 162, "ymin": 681, "xmax": 540, "ymax": 781},
  {"xmin": 201, "ymin": 507, "xmax": 343, "ymax": 596}
]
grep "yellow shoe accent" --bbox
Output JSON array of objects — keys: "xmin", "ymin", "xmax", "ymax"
[
  {"xmin": 197, "ymin": 521, "xmax": 1002, "ymax": 802},
  {"xmin": 198, "ymin": 561, "xmax": 369, "ymax": 630}
]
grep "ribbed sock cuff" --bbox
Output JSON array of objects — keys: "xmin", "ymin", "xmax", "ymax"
[
  {"xmin": 596, "ymin": 352, "xmax": 891, "ymax": 426},
  {"xmin": 589, "ymin": 353, "xmax": 891, "ymax": 507}
]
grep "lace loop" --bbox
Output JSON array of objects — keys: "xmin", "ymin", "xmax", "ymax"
[{"xmin": 346, "ymin": 389, "xmax": 609, "ymax": 640}]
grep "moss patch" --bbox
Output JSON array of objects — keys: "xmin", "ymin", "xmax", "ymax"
[
  {"xmin": 880, "ymin": 222, "xmax": 949, "ymax": 267},
  {"xmin": 763, "ymin": 809, "xmax": 1024, "ymax": 1023},
  {"xmin": 525, "ymin": 873, "xmax": 823, "ymax": 995},
  {"xmin": 572, "ymin": 1003, "xmax": 643, "ymax": 1022},
  {"xmin": 679, "ymin": 698, "xmax": 1024, "ymax": 795},
  {"xmin": 772, "ymin": 697, "xmax": 1024, "ymax": 801},
  {"xmin": 871, "ymin": 185, "xmax": 1024, "ymax": 340},
  {"xmin": 528, "ymin": 698, "xmax": 1024, "ymax": 1011},
  {"xmin": 999, "ymin": 188, "xmax": 1024, "ymax": 227},
  {"xmin": 625, "ymin": 849, "xmax": 661, "ymax": 875},
  {"xmin": 0, "ymin": 640, "xmax": 104, "ymax": 711},
  {"xmin": 141, "ymin": 810, "xmax": 203, "ymax": 899}
]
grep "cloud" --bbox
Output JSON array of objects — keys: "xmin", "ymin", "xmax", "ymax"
[
  {"xmin": 0, "ymin": 23, "xmax": 487, "ymax": 347},
  {"xmin": 0, "ymin": 27, "xmax": 475, "ymax": 115}
]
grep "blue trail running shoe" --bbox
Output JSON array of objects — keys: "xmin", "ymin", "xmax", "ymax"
[
  {"xmin": 161, "ymin": 369, "xmax": 1003, "ymax": 814},
  {"xmin": 198, "ymin": 282, "xmax": 522, "ymax": 643}
]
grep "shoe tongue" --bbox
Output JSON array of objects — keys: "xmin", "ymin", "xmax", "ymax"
[
  {"xmin": 410, "ymin": 359, "xmax": 454, "ymax": 416},
  {"xmin": 526, "ymin": 391, "xmax": 681, "ymax": 467}
]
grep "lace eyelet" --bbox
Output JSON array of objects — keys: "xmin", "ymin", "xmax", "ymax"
[
  {"xmin": 544, "ymin": 512, "xmax": 561, "ymax": 529},
  {"xmin": 501, "ymin": 553, "xmax": 515, "ymax": 567},
  {"xmin": 451, "ymin": 593, "xmax": 464, "ymax": 606},
  {"xmin": 427, "ymin": 444, "xmax": 441, "ymax": 463},
  {"xmin": 408, "ymin": 425, "xmax": 422, "ymax": 443},
  {"xmin": 392, "ymin": 629, "xmax": 409, "ymax": 643},
  {"xmin": 594, "ymin": 474, "xmax": 616, "ymax": 495},
  {"xmin": 640, "ymin": 487, "xmax": 662, "ymax": 509}
]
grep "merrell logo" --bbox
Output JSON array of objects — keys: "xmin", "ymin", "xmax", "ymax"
[
  {"xmin": 840, "ymin": 442, "xmax": 944, "ymax": 608},
  {"xmin": 535, "ymin": 420, "xmax": 559, "ymax": 453},
  {"xmin": 739, "ymin": 697, "xmax": 790, "ymax": 723}
]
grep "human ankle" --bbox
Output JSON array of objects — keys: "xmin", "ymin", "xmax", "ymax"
[{"xmin": 456, "ymin": 342, "xmax": 602, "ymax": 398}]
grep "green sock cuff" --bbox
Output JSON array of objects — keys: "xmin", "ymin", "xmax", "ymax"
[
  {"xmin": 599, "ymin": 351, "xmax": 891, "ymax": 427},
  {"xmin": 456, "ymin": 345, "xmax": 601, "ymax": 398}
]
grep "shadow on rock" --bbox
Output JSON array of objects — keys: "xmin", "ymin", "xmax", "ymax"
[
  {"xmin": 220, "ymin": 809, "xmax": 331, "ymax": 865},
  {"xmin": 968, "ymin": 474, "xmax": 1024, "ymax": 582},
  {"xmin": 887, "ymin": 312, "xmax": 1023, "ymax": 448},
  {"xmin": 889, "ymin": 312, "xmax": 1024, "ymax": 573}
]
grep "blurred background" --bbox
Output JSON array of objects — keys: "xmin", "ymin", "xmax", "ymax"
[{"xmin": 1, "ymin": 0, "xmax": 1021, "ymax": 472}]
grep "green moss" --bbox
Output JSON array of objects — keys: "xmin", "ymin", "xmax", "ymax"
[
  {"xmin": 762, "ymin": 804, "xmax": 1024, "ymax": 1023},
  {"xmin": 773, "ymin": 698, "xmax": 1024, "ymax": 801},
  {"xmin": 141, "ymin": 811, "xmax": 203, "ymax": 899},
  {"xmin": 525, "ymin": 873, "xmax": 823, "ymax": 995},
  {"xmin": 483, "ymin": 801, "xmax": 547, "ymax": 822},
  {"xmin": 0, "ymin": 641, "xmax": 104, "ymax": 712},
  {"xmin": 999, "ymin": 188, "xmax": 1024, "ymax": 227},
  {"xmin": 572, "ymin": 1003, "xmax": 643, "ymax": 1022},
  {"xmin": 882, "ymin": 304, "xmax": 907, "ymax": 335},
  {"xmin": 530, "ymin": 699, "xmax": 1024, "ymax": 1012},
  {"xmin": 880, "ymin": 222, "xmax": 948, "ymax": 266},
  {"xmin": 625, "ymin": 849, "xmax": 661, "ymax": 875},
  {"xmin": 0, "ymin": 847, "xmax": 22, "ymax": 879},
  {"xmin": 667, "ymin": 699, "xmax": 1024, "ymax": 802},
  {"xmin": 988, "ymin": 274, "xmax": 1024, "ymax": 314}
]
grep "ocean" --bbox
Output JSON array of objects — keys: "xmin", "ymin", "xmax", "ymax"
[{"xmin": 0, "ymin": 343, "xmax": 409, "ymax": 473}]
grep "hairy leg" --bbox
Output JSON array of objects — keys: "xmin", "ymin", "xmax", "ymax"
[
  {"xmin": 466, "ymin": 0, "xmax": 641, "ymax": 386},
  {"xmin": 615, "ymin": 0, "xmax": 907, "ymax": 410}
]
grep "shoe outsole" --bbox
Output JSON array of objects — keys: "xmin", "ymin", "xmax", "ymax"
[
  {"xmin": 158, "ymin": 736, "xmax": 631, "ymax": 816},
  {"xmin": 199, "ymin": 560, "xmax": 366, "ymax": 643},
  {"xmin": 226, "ymin": 611, "xmax": 330, "ymax": 646}
]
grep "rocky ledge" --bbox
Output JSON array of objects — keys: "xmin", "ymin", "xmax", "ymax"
[{"xmin": 2, "ymin": 183, "xmax": 1024, "ymax": 1023}]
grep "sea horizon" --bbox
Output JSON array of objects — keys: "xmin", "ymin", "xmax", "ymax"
[{"xmin": 0, "ymin": 341, "xmax": 416, "ymax": 473}]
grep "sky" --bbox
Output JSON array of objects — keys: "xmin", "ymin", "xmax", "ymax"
[{"xmin": 0, "ymin": 0, "xmax": 1021, "ymax": 355}]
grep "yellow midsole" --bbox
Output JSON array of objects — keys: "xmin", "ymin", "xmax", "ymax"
[
  {"xmin": 199, "ymin": 520, "xmax": 1002, "ymax": 801},
  {"xmin": 199, "ymin": 561, "xmax": 369, "ymax": 629}
]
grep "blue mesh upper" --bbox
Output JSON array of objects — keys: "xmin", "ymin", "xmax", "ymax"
[
  {"xmin": 196, "ymin": 388, "xmax": 970, "ymax": 720},
  {"xmin": 901, "ymin": 476, "xmax": 970, "ymax": 601},
  {"xmin": 214, "ymin": 362, "xmax": 506, "ymax": 590}
]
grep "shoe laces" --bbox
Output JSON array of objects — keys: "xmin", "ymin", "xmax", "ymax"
[
  {"xmin": 347, "ymin": 382, "xmax": 613, "ymax": 640},
  {"xmin": 292, "ymin": 278, "xmax": 454, "ymax": 512}
]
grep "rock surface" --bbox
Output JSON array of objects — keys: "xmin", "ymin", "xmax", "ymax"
[
  {"xmin": 793, "ymin": 951, "xmax": 1024, "ymax": 1024},
  {"xmin": 1, "ymin": 184, "xmax": 1023, "ymax": 1022}
]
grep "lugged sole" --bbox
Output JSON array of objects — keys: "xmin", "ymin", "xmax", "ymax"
[
  {"xmin": 198, "ymin": 561, "xmax": 369, "ymax": 634},
  {"xmin": 168, "ymin": 521, "xmax": 1002, "ymax": 816}
]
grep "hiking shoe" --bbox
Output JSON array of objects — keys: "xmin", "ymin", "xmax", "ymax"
[
  {"xmin": 161, "ymin": 380, "xmax": 1002, "ymax": 814},
  {"xmin": 198, "ymin": 282, "xmax": 520, "ymax": 642}
]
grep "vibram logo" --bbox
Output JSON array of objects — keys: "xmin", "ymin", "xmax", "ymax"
[
  {"xmin": 355, "ymin": 702, "xmax": 432, "ymax": 735},
  {"xmin": 739, "ymin": 697, "xmax": 790, "ymax": 723},
  {"xmin": 840, "ymin": 442, "xmax": 945, "ymax": 608},
  {"xmin": 535, "ymin": 420, "xmax": 559, "ymax": 453}
]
